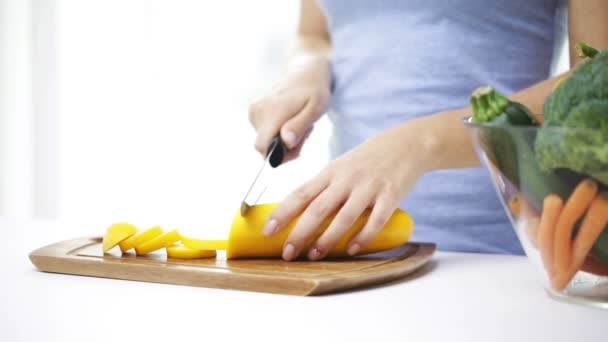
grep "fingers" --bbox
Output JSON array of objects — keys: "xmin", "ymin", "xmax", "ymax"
[
  {"xmin": 282, "ymin": 126, "xmax": 314, "ymax": 163},
  {"xmin": 250, "ymin": 94, "xmax": 305, "ymax": 156},
  {"xmin": 263, "ymin": 172, "xmax": 330, "ymax": 237},
  {"xmin": 281, "ymin": 98, "xmax": 323, "ymax": 149},
  {"xmin": 249, "ymin": 93, "xmax": 323, "ymax": 159},
  {"xmin": 307, "ymin": 190, "xmax": 370, "ymax": 260},
  {"xmin": 281, "ymin": 184, "xmax": 348, "ymax": 261},
  {"xmin": 347, "ymin": 193, "xmax": 397, "ymax": 256}
]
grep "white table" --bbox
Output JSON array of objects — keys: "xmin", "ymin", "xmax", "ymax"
[{"xmin": 2, "ymin": 218, "xmax": 607, "ymax": 342}]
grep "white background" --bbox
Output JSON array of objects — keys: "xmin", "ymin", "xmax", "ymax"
[
  {"xmin": 1, "ymin": 0, "xmax": 332, "ymax": 237},
  {"xmin": 2, "ymin": 0, "xmax": 567, "ymax": 236},
  {"xmin": 55, "ymin": 0, "xmax": 333, "ymax": 236}
]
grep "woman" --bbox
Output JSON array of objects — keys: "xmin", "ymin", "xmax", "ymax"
[{"xmin": 248, "ymin": 0, "xmax": 608, "ymax": 261}]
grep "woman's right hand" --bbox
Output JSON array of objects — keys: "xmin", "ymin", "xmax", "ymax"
[{"xmin": 248, "ymin": 56, "xmax": 331, "ymax": 161}]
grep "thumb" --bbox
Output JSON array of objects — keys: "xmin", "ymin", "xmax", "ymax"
[{"xmin": 280, "ymin": 99, "xmax": 323, "ymax": 149}]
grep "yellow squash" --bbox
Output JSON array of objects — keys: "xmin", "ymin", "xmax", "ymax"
[
  {"xmin": 226, "ymin": 203, "xmax": 414, "ymax": 259},
  {"xmin": 181, "ymin": 235, "xmax": 228, "ymax": 250},
  {"xmin": 102, "ymin": 223, "xmax": 138, "ymax": 252},
  {"xmin": 166, "ymin": 245, "xmax": 216, "ymax": 259},
  {"xmin": 119, "ymin": 226, "xmax": 163, "ymax": 253},
  {"xmin": 105, "ymin": 203, "xmax": 414, "ymax": 259},
  {"xmin": 135, "ymin": 230, "xmax": 181, "ymax": 255}
]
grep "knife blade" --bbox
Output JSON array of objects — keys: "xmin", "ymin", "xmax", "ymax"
[{"xmin": 240, "ymin": 135, "xmax": 286, "ymax": 216}]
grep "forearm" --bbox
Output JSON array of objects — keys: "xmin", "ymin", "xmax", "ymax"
[
  {"xmin": 406, "ymin": 72, "xmax": 570, "ymax": 172},
  {"xmin": 283, "ymin": 35, "xmax": 332, "ymax": 80},
  {"xmin": 285, "ymin": 0, "xmax": 332, "ymax": 75}
]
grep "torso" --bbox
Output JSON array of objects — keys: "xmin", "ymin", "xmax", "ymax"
[{"xmin": 318, "ymin": 0, "xmax": 565, "ymax": 254}]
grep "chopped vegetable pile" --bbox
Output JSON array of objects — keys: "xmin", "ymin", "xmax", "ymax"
[{"xmin": 102, "ymin": 223, "xmax": 217, "ymax": 259}]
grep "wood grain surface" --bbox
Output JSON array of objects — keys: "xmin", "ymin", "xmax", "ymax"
[{"xmin": 29, "ymin": 237, "xmax": 435, "ymax": 296}]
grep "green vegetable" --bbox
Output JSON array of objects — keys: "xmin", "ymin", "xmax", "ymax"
[
  {"xmin": 469, "ymin": 86, "xmax": 572, "ymax": 208},
  {"xmin": 535, "ymin": 46, "xmax": 608, "ymax": 185},
  {"xmin": 535, "ymin": 43, "xmax": 608, "ymax": 265},
  {"xmin": 591, "ymin": 227, "xmax": 608, "ymax": 263},
  {"xmin": 470, "ymin": 86, "xmax": 537, "ymax": 125},
  {"xmin": 469, "ymin": 45, "xmax": 608, "ymax": 266}
]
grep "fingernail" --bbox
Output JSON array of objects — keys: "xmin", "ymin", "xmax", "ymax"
[
  {"xmin": 263, "ymin": 219, "xmax": 278, "ymax": 236},
  {"xmin": 283, "ymin": 131, "xmax": 297, "ymax": 148},
  {"xmin": 283, "ymin": 243, "xmax": 296, "ymax": 261},
  {"xmin": 308, "ymin": 246, "xmax": 323, "ymax": 261},
  {"xmin": 347, "ymin": 243, "xmax": 361, "ymax": 256}
]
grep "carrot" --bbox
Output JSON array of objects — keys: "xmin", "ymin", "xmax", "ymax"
[
  {"xmin": 553, "ymin": 192, "xmax": 608, "ymax": 290},
  {"xmin": 572, "ymin": 193, "xmax": 608, "ymax": 269},
  {"xmin": 553, "ymin": 179, "xmax": 598, "ymax": 274},
  {"xmin": 538, "ymin": 194, "xmax": 564, "ymax": 278}
]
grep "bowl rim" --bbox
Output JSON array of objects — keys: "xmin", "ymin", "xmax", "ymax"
[{"xmin": 462, "ymin": 116, "xmax": 607, "ymax": 134}]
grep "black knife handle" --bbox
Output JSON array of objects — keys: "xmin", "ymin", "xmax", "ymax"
[{"xmin": 267, "ymin": 135, "xmax": 286, "ymax": 168}]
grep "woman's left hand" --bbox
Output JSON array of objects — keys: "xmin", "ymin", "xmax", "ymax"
[{"xmin": 263, "ymin": 121, "xmax": 437, "ymax": 261}]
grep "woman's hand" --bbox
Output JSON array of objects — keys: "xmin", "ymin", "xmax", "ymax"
[
  {"xmin": 248, "ymin": 56, "xmax": 331, "ymax": 161},
  {"xmin": 263, "ymin": 121, "xmax": 438, "ymax": 261}
]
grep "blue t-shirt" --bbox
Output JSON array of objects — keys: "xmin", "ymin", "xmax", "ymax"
[{"xmin": 318, "ymin": 0, "xmax": 565, "ymax": 254}]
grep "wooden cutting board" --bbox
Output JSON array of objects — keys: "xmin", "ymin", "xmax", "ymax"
[{"xmin": 29, "ymin": 237, "xmax": 435, "ymax": 296}]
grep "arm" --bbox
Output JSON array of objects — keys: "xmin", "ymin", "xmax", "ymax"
[
  {"xmin": 568, "ymin": 0, "xmax": 608, "ymax": 67},
  {"xmin": 286, "ymin": 0, "xmax": 331, "ymax": 70},
  {"xmin": 249, "ymin": 0, "xmax": 331, "ymax": 160},
  {"xmin": 416, "ymin": 0, "xmax": 608, "ymax": 173},
  {"xmin": 265, "ymin": 1, "xmax": 608, "ymax": 261}
]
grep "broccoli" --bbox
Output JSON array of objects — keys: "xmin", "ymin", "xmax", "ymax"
[{"xmin": 535, "ymin": 47, "xmax": 608, "ymax": 185}]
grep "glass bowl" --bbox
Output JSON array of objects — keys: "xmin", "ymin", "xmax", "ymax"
[{"xmin": 464, "ymin": 117, "xmax": 608, "ymax": 309}]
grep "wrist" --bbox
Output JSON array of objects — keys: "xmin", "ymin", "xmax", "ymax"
[
  {"xmin": 286, "ymin": 54, "xmax": 328, "ymax": 71},
  {"xmin": 400, "ymin": 108, "xmax": 479, "ymax": 173},
  {"xmin": 285, "ymin": 55, "xmax": 330, "ymax": 84},
  {"xmin": 393, "ymin": 117, "xmax": 444, "ymax": 174}
]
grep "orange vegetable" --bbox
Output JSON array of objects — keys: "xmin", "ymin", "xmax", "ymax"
[
  {"xmin": 553, "ymin": 192, "xmax": 608, "ymax": 290},
  {"xmin": 553, "ymin": 179, "xmax": 597, "ymax": 274},
  {"xmin": 552, "ymin": 192, "xmax": 608, "ymax": 288},
  {"xmin": 538, "ymin": 194, "xmax": 564, "ymax": 277}
]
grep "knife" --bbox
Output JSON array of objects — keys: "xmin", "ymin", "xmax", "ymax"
[{"xmin": 240, "ymin": 135, "xmax": 286, "ymax": 216}]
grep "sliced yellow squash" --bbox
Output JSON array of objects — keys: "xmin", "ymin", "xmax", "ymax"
[
  {"xmin": 101, "ymin": 202, "xmax": 414, "ymax": 260},
  {"xmin": 119, "ymin": 226, "xmax": 163, "ymax": 253},
  {"xmin": 180, "ymin": 235, "xmax": 228, "ymax": 251},
  {"xmin": 166, "ymin": 245, "xmax": 216, "ymax": 259},
  {"xmin": 102, "ymin": 222, "xmax": 138, "ymax": 252},
  {"xmin": 135, "ymin": 230, "xmax": 181, "ymax": 255}
]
